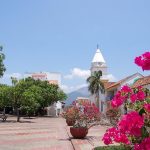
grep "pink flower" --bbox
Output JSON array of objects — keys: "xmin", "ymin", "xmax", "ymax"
[
  {"xmin": 118, "ymin": 111, "xmax": 144, "ymax": 137},
  {"xmin": 143, "ymin": 52, "xmax": 150, "ymax": 59},
  {"xmin": 102, "ymin": 127, "xmax": 130, "ymax": 145},
  {"xmin": 135, "ymin": 56, "xmax": 143, "ymax": 66},
  {"xmin": 130, "ymin": 93, "xmax": 137, "ymax": 102},
  {"xmin": 134, "ymin": 137, "xmax": 150, "ymax": 150},
  {"xmin": 114, "ymin": 132, "xmax": 130, "ymax": 144},
  {"xmin": 102, "ymin": 133, "xmax": 113, "ymax": 145},
  {"xmin": 111, "ymin": 91, "xmax": 126, "ymax": 108},
  {"xmin": 135, "ymin": 51, "xmax": 150, "ymax": 71},
  {"xmin": 144, "ymin": 104, "xmax": 150, "ymax": 113},
  {"xmin": 121, "ymin": 85, "xmax": 132, "ymax": 93},
  {"xmin": 137, "ymin": 90, "xmax": 145, "ymax": 100}
]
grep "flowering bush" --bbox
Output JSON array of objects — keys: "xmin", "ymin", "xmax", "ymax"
[
  {"xmin": 63, "ymin": 101, "xmax": 101, "ymax": 128},
  {"xmin": 102, "ymin": 51, "xmax": 150, "ymax": 150},
  {"xmin": 74, "ymin": 101, "xmax": 101, "ymax": 128},
  {"xmin": 61, "ymin": 106, "xmax": 79, "ymax": 121},
  {"xmin": 106, "ymin": 108, "xmax": 121, "ymax": 125}
]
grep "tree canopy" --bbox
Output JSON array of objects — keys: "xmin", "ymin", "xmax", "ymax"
[
  {"xmin": 0, "ymin": 77, "xmax": 67, "ymax": 120},
  {"xmin": 87, "ymin": 71, "xmax": 105, "ymax": 109},
  {"xmin": 0, "ymin": 46, "xmax": 6, "ymax": 78}
]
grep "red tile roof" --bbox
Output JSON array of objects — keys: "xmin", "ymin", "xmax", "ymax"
[
  {"xmin": 106, "ymin": 73, "xmax": 143, "ymax": 90},
  {"xmin": 132, "ymin": 75, "xmax": 150, "ymax": 88},
  {"xmin": 103, "ymin": 82, "xmax": 116, "ymax": 89}
]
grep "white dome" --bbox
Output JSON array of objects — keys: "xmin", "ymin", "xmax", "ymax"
[{"xmin": 92, "ymin": 49, "xmax": 105, "ymax": 63}]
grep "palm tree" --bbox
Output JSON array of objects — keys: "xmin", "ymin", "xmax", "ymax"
[
  {"xmin": 87, "ymin": 70, "xmax": 105, "ymax": 110},
  {"xmin": 11, "ymin": 77, "xmax": 18, "ymax": 86}
]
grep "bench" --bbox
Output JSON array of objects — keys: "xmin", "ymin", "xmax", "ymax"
[{"xmin": 0, "ymin": 114, "xmax": 7, "ymax": 121}]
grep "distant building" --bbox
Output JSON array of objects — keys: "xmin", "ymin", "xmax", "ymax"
[
  {"xmin": 76, "ymin": 97, "xmax": 89, "ymax": 104},
  {"xmin": 91, "ymin": 47, "xmax": 108, "ymax": 79},
  {"xmin": 104, "ymin": 73, "xmax": 143, "ymax": 113},
  {"xmin": 25, "ymin": 72, "xmax": 61, "ymax": 86},
  {"xmin": 90, "ymin": 47, "xmax": 109, "ymax": 111}
]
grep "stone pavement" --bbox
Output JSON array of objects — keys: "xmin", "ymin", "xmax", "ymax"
[
  {"xmin": 0, "ymin": 117, "xmax": 109, "ymax": 150},
  {"xmin": 0, "ymin": 117, "xmax": 73, "ymax": 150}
]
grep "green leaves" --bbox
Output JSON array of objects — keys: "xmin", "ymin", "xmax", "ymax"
[
  {"xmin": 0, "ymin": 85, "xmax": 12, "ymax": 108},
  {"xmin": 141, "ymin": 126, "xmax": 149, "ymax": 139},
  {"xmin": 87, "ymin": 71, "xmax": 105, "ymax": 108},
  {"xmin": 0, "ymin": 46, "xmax": 6, "ymax": 78},
  {"xmin": 0, "ymin": 77, "xmax": 67, "ymax": 117}
]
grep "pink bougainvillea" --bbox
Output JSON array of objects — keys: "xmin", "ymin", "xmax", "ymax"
[
  {"xmin": 118, "ymin": 111, "xmax": 144, "ymax": 137},
  {"xmin": 102, "ymin": 127, "xmax": 130, "ymax": 145},
  {"xmin": 135, "ymin": 51, "xmax": 150, "ymax": 71},
  {"xmin": 144, "ymin": 103, "xmax": 150, "ymax": 113},
  {"xmin": 102, "ymin": 52, "xmax": 150, "ymax": 149},
  {"xmin": 134, "ymin": 137, "xmax": 150, "ymax": 150},
  {"xmin": 111, "ymin": 85, "xmax": 146, "ymax": 108}
]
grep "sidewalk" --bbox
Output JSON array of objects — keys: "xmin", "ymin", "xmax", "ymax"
[{"xmin": 66, "ymin": 125, "xmax": 109, "ymax": 150}]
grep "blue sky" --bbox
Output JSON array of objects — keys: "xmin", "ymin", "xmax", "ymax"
[{"xmin": 0, "ymin": 0, "xmax": 150, "ymax": 92}]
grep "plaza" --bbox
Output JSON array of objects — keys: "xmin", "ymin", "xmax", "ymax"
[{"xmin": 0, "ymin": 116, "xmax": 108, "ymax": 150}]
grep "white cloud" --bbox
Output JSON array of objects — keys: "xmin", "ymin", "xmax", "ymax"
[
  {"xmin": 107, "ymin": 74, "xmax": 117, "ymax": 82},
  {"xmin": 102, "ymin": 74, "xmax": 117, "ymax": 82},
  {"xmin": 64, "ymin": 68, "xmax": 90, "ymax": 79},
  {"xmin": 61, "ymin": 83, "xmax": 87, "ymax": 93}
]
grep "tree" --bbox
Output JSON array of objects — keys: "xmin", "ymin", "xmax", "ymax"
[
  {"xmin": 56, "ymin": 89, "xmax": 67, "ymax": 101},
  {"xmin": 0, "ymin": 84, "xmax": 12, "ymax": 114},
  {"xmin": 21, "ymin": 85, "xmax": 41, "ymax": 118},
  {"xmin": 87, "ymin": 70, "xmax": 105, "ymax": 110},
  {"xmin": 0, "ymin": 46, "xmax": 6, "ymax": 77},
  {"xmin": 11, "ymin": 77, "xmax": 18, "ymax": 86},
  {"xmin": 11, "ymin": 77, "xmax": 67, "ymax": 121}
]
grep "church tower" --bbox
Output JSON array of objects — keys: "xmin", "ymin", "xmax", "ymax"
[
  {"xmin": 90, "ymin": 46, "xmax": 108, "ymax": 112},
  {"xmin": 91, "ymin": 46, "xmax": 108, "ymax": 79}
]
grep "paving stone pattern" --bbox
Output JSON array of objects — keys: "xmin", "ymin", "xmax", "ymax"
[
  {"xmin": 0, "ymin": 117, "xmax": 109, "ymax": 150},
  {"xmin": 0, "ymin": 117, "xmax": 73, "ymax": 150}
]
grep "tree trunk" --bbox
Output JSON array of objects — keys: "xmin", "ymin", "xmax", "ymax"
[
  {"xmin": 17, "ymin": 108, "xmax": 20, "ymax": 122},
  {"xmin": 3, "ymin": 107, "xmax": 6, "ymax": 115},
  {"xmin": 96, "ymin": 92, "xmax": 100, "ymax": 111}
]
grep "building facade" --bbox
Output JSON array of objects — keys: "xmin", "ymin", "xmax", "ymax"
[
  {"xmin": 90, "ymin": 47, "xmax": 145, "ymax": 113},
  {"xmin": 25, "ymin": 72, "xmax": 61, "ymax": 86}
]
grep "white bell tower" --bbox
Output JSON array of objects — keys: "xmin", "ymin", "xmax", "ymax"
[{"xmin": 91, "ymin": 46, "xmax": 108, "ymax": 78}]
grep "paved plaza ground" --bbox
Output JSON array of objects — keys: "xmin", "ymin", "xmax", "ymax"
[{"xmin": 0, "ymin": 117, "xmax": 108, "ymax": 150}]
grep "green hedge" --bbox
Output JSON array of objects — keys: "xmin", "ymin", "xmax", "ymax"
[{"xmin": 94, "ymin": 145, "xmax": 131, "ymax": 150}]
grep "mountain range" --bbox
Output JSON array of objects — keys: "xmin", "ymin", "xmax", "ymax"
[{"xmin": 64, "ymin": 86, "xmax": 90, "ymax": 105}]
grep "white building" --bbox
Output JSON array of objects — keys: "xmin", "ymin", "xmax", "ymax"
[
  {"xmin": 91, "ymin": 47, "xmax": 108, "ymax": 79},
  {"xmin": 90, "ymin": 47, "xmax": 145, "ymax": 113},
  {"xmin": 90, "ymin": 47, "xmax": 109, "ymax": 111}
]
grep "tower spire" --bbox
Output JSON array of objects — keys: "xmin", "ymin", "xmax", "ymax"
[{"xmin": 97, "ymin": 44, "xmax": 99, "ymax": 49}]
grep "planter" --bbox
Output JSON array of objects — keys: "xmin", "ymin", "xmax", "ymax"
[
  {"xmin": 70, "ymin": 127, "xmax": 88, "ymax": 139},
  {"xmin": 66, "ymin": 119, "xmax": 75, "ymax": 126}
]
